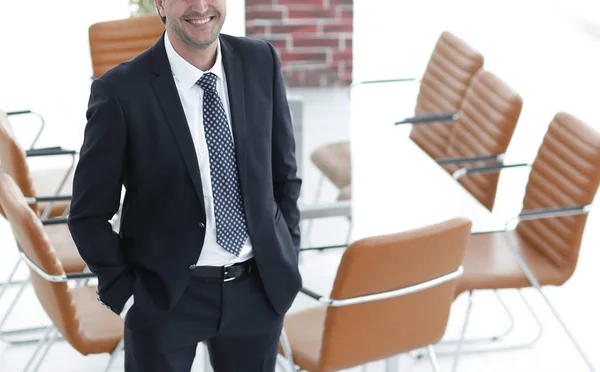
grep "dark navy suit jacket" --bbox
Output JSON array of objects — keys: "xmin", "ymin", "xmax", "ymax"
[{"xmin": 67, "ymin": 32, "xmax": 302, "ymax": 331}]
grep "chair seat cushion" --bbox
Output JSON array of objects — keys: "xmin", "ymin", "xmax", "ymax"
[
  {"xmin": 31, "ymin": 167, "xmax": 73, "ymax": 218},
  {"xmin": 69, "ymin": 285, "xmax": 124, "ymax": 355},
  {"xmin": 457, "ymin": 231, "xmax": 569, "ymax": 295},
  {"xmin": 310, "ymin": 142, "xmax": 351, "ymax": 189},
  {"xmin": 44, "ymin": 224, "xmax": 86, "ymax": 273}
]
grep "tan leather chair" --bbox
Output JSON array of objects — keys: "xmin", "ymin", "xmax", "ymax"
[
  {"xmin": 310, "ymin": 31, "xmax": 485, "ymax": 202},
  {"xmin": 0, "ymin": 172, "xmax": 124, "ymax": 372},
  {"xmin": 89, "ymin": 14, "xmax": 165, "ymax": 78},
  {"xmin": 0, "ymin": 109, "xmax": 73, "ymax": 218},
  {"xmin": 443, "ymin": 68, "xmax": 523, "ymax": 211},
  {"xmin": 280, "ymin": 218, "xmax": 472, "ymax": 372},
  {"xmin": 452, "ymin": 112, "xmax": 600, "ymax": 371},
  {"xmin": 0, "ymin": 109, "xmax": 84, "ymax": 274},
  {"xmin": 0, "ymin": 110, "xmax": 85, "ymax": 341}
]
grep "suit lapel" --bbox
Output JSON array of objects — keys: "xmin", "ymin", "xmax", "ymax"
[
  {"xmin": 220, "ymin": 36, "xmax": 248, "ymax": 192},
  {"xmin": 150, "ymin": 34, "xmax": 205, "ymax": 206}
]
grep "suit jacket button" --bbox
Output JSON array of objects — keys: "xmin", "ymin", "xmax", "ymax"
[{"xmin": 197, "ymin": 222, "xmax": 205, "ymax": 229}]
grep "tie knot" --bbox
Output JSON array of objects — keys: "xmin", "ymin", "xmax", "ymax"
[{"xmin": 198, "ymin": 72, "xmax": 217, "ymax": 91}]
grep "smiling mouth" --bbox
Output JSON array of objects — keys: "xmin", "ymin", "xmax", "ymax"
[{"xmin": 185, "ymin": 16, "xmax": 214, "ymax": 26}]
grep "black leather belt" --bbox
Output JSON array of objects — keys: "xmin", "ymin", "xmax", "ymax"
[{"xmin": 189, "ymin": 258, "xmax": 255, "ymax": 282}]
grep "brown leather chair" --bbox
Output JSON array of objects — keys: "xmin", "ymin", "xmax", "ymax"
[
  {"xmin": 0, "ymin": 109, "xmax": 73, "ymax": 218},
  {"xmin": 0, "ymin": 110, "xmax": 85, "ymax": 340},
  {"xmin": 89, "ymin": 14, "xmax": 165, "ymax": 78},
  {"xmin": 0, "ymin": 109, "xmax": 84, "ymax": 274},
  {"xmin": 280, "ymin": 218, "xmax": 472, "ymax": 372},
  {"xmin": 453, "ymin": 112, "xmax": 600, "ymax": 371},
  {"xmin": 443, "ymin": 68, "xmax": 523, "ymax": 211},
  {"xmin": 0, "ymin": 171, "xmax": 124, "ymax": 372},
  {"xmin": 310, "ymin": 31, "xmax": 485, "ymax": 202}
]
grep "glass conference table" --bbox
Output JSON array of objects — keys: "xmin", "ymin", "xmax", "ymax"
[{"xmin": 349, "ymin": 82, "xmax": 504, "ymax": 242}]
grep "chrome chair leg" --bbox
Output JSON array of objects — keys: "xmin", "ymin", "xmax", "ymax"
[
  {"xmin": 430, "ymin": 289, "xmax": 544, "ymax": 358},
  {"xmin": 535, "ymin": 288, "xmax": 596, "ymax": 371},
  {"xmin": 104, "ymin": 337, "xmax": 125, "ymax": 372},
  {"xmin": 22, "ymin": 326, "xmax": 54, "ymax": 372},
  {"xmin": 0, "ymin": 278, "xmax": 30, "ymax": 332},
  {"xmin": 427, "ymin": 345, "xmax": 441, "ymax": 372},
  {"xmin": 280, "ymin": 328, "xmax": 296, "ymax": 372},
  {"xmin": 437, "ymin": 290, "xmax": 516, "ymax": 346},
  {"xmin": 502, "ymin": 231, "xmax": 596, "ymax": 371},
  {"xmin": 451, "ymin": 290, "xmax": 473, "ymax": 372},
  {"xmin": 30, "ymin": 329, "xmax": 60, "ymax": 372},
  {"xmin": 0, "ymin": 258, "xmax": 23, "ymax": 302}
]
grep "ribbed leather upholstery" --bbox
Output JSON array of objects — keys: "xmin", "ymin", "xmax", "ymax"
[
  {"xmin": 310, "ymin": 31, "xmax": 483, "ymax": 197},
  {"xmin": 445, "ymin": 69, "xmax": 523, "ymax": 210},
  {"xmin": 283, "ymin": 218, "xmax": 472, "ymax": 371},
  {"xmin": 458, "ymin": 113, "xmax": 600, "ymax": 295},
  {"xmin": 517, "ymin": 112, "xmax": 600, "ymax": 271},
  {"xmin": 89, "ymin": 14, "xmax": 165, "ymax": 78},
  {"xmin": 410, "ymin": 31, "xmax": 485, "ymax": 160},
  {"xmin": 0, "ymin": 173, "xmax": 123, "ymax": 356}
]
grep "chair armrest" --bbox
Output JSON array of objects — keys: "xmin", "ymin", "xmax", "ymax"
[
  {"xmin": 41, "ymin": 217, "xmax": 68, "ymax": 225},
  {"xmin": 300, "ymin": 244, "xmax": 347, "ymax": 252},
  {"xmin": 300, "ymin": 200, "xmax": 351, "ymax": 220},
  {"xmin": 26, "ymin": 195, "xmax": 72, "ymax": 204},
  {"xmin": 452, "ymin": 163, "xmax": 531, "ymax": 180},
  {"xmin": 395, "ymin": 112, "xmax": 458, "ymax": 125},
  {"xmin": 6, "ymin": 110, "xmax": 35, "ymax": 116},
  {"xmin": 26, "ymin": 147, "xmax": 77, "ymax": 157},
  {"xmin": 437, "ymin": 153, "xmax": 505, "ymax": 166},
  {"xmin": 19, "ymin": 251, "xmax": 95, "ymax": 283},
  {"xmin": 512, "ymin": 205, "xmax": 591, "ymax": 224},
  {"xmin": 299, "ymin": 266, "xmax": 464, "ymax": 307},
  {"xmin": 6, "ymin": 110, "xmax": 45, "ymax": 149},
  {"xmin": 356, "ymin": 78, "xmax": 419, "ymax": 85}
]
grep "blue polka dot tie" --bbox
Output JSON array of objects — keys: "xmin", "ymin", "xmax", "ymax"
[{"xmin": 198, "ymin": 72, "xmax": 248, "ymax": 256}]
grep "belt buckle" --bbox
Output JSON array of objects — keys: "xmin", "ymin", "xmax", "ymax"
[{"xmin": 223, "ymin": 262, "xmax": 236, "ymax": 282}]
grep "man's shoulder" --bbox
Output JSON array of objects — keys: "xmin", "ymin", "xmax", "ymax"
[
  {"xmin": 95, "ymin": 45, "xmax": 155, "ymax": 90},
  {"xmin": 220, "ymin": 34, "xmax": 275, "ymax": 57}
]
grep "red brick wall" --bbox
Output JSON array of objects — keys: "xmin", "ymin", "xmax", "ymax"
[{"xmin": 245, "ymin": 0, "xmax": 353, "ymax": 87}]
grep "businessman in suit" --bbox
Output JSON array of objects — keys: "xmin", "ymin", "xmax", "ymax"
[{"xmin": 67, "ymin": 0, "xmax": 302, "ymax": 370}]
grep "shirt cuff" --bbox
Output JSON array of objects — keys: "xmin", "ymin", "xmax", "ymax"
[{"xmin": 120, "ymin": 295, "xmax": 134, "ymax": 319}]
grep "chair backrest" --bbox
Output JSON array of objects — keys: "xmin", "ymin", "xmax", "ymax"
[
  {"xmin": 410, "ymin": 31, "xmax": 484, "ymax": 160},
  {"xmin": 0, "ymin": 110, "xmax": 40, "ymax": 217},
  {"xmin": 516, "ymin": 112, "xmax": 600, "ymax": 276},
  {"xmin": 317, "ymin": 218, "xmax": 472, "ymax": 371},
  {"xmin": 0, "ymin": 172, "xmax": 80, "ymax": 346},
  {"xmin": 89, "ymin": 14, "xmax": 165, "ymax": 78},
  {"xmin": 444, "ymin": 69, "xmax": 523, "ymax": 211}
]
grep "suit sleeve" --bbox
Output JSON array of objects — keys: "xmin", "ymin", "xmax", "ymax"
[
  {"xmin": 67, "ymin": 77, "xmax": 134, "ymax": 315},
  {"xmin": 266, "ymin": 41, "xmax": 303, "ymax": 252}
]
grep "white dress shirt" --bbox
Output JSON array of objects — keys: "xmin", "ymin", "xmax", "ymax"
[
  {"xmin": 120, "ymin": 33, "xmax": 253, "ymax": 318},
  {"xmin": 164, "ymin": 33, "xmax": 253, "ymax": 266}
]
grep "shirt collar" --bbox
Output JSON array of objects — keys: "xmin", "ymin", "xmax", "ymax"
[{"xmin": 164, "ymin": 31, "xmax": 225, "ymax": 90}]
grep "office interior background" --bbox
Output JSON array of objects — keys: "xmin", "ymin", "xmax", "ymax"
[{"xmin": 1, "ymin": 0, "xmax": 599, "ymax": 371}]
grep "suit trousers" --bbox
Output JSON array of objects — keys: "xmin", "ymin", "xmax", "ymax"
[{"xmin": 123, "ymin": 265, "xmax": 284, "ymax": 372}]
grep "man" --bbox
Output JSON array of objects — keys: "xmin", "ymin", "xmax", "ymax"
[{"xmin": 67, "ymin": 0, "xmax": 302, "ymax": 370}]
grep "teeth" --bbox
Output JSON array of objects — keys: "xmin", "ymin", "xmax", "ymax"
[{"xmin": 189, "ymin": 18, "xmax": 211, "ymax": 25}]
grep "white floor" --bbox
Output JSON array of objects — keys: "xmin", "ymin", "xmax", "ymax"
[{"xmin": 1, "ymin": 85, "xmax": 599, "ymax": 372}]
